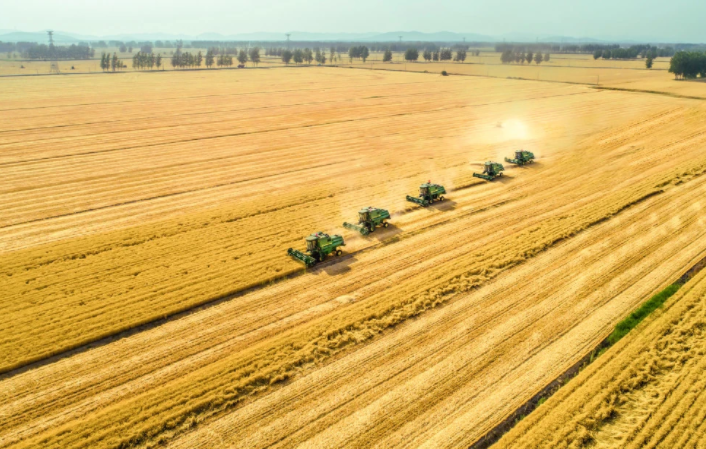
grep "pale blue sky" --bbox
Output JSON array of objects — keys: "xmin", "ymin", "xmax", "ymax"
[{"xmin": 2, "ymin": 0, "xmax": 704, "ymax": 42}]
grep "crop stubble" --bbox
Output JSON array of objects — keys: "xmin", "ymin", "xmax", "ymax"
[{"xmin": 1, "ymin": 68, "xmax": 706, "ymax": 448}]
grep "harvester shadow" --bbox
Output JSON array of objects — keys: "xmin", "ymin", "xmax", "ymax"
[
  {"xmin": 312, "ymin": 253, "xmax": 358, "ymax": 276},
  {"xmin": 428, "ymin": 199, "xmax": 458, "ymax": 211}
]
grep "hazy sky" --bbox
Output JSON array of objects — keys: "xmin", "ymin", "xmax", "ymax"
[{"xmin": 2, "ymin": 0, "xmax": 705, "ymax": 42}]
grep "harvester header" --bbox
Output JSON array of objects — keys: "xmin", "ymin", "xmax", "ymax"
[
  {"xmin": 287, "ymin": 232, "xmax": 345, "ymax": 267},
  {"xmin": 343, "ymin": 207, "xmax": 391, "ymax": 235}
]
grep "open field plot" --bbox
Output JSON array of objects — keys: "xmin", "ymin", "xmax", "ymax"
[
  {"xmin": 2, "ymin": 67, "xmax": 706, "ymax": 448},
  {"xmin": 348, "ymin": 58, "xmax": 705, "ymax": 98},
  {"xmin": 497, "ymin": 267, "xmax": 706, "ymax": 449}
]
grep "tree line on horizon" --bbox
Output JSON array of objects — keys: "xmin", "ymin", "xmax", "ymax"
[
  {"xmin": 99, "ymin": 52, "xmax": 126, "ymax": 71},
  {"xmin": 592, "ymin": 44, "xmax": 674, "ymax": 60},
  {"xmin": 131, "ymin": 47, "xmax": 262, "ymax": 70},
  {"xmin": 500, "ymin": 50, "xmax": 551, "ymax": 64}
]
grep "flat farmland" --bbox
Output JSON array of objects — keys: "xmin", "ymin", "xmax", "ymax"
[
  {"xmin": 2, "ymin": 66, "xmax": 706, "ymax": 448},
  {"xmin": 497, "ymin": 267, "xmax": 706, "ymax": 449}
]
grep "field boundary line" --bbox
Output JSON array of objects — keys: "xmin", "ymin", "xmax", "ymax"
[
  {"xmin": 468, "ymin": 249, "xmax": 706, "ymax": 449},
  {"xmin": 591, "ymin": 85, "xmax": 706, "ymax": 100}
]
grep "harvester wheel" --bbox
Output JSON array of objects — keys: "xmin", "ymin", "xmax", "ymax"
[
  {"xmin": 439, "ymin": 196, "xmax": 444, "ymax": 202},
  {"xmin": 336, "ymin": 249, "xmax": 343, "ymax": 256},
  {"xmin": 383, "ymin": 222, "xmax": 389, "ymax": 228},
  {"xmin": 368, "ymin": 225, "xmax": 375, "ymax": 233}
]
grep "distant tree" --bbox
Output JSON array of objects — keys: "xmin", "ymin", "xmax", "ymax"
[
  {"xmin": 119, "ymin": 44, "xmax": 127, "ymax": 53},
  {"xmin": 111, "ymin": 53, "xmax": 119, "ymax": 72},
  {"xmin": 593, "ymin": 50, "xmax": 601, "ymax": 60},
  {"xmin": 314, "ymin": 48, "xmax": 323, "ymax": 64},
  {"xmin": 172, "ymin": 49, "xmax": 181, "ymax": 68},
  {"xmin": 249, "ymin": 47, "xmax": 260, "ymax": 65},
  {"xmin": 128, "ymin": 46, "xmax": 133, "ymax": 53},
  {"xmin": 439, "ymin": 48, "xmax": 453, "ymax": 61},
  {"xmin": 454, "ymin": 49, "xmax": 467, "ymax": 63},
  {"xmin": 293, "ymin": 49, "xmax": 304, "ymax": 64},
  {"xmin": 534, "ymin": 52, "xmax": 543, "ymax": 64},
  {"xmin": 237, "ymin": 49, "xmax": 248, "ymax": 66},
  {"xmin": 282, "ymin": 49, "xmax": 293, "ymax": 64},
  {"xmin": 329, "ymin": 46, "xmax": 335, "ymax": 64},
  {"xmin": 423, "ymin": 49, "xmax": 432, "ymax": 62},
  {"xmin": 304, "ymin": 48, "xmax": 313, "ymax": 64},
  {"xmin": 360, "ymin": 46, "xmax": 369, "ymax": 62},
  {"xmin": 196, "ymin": 51, "xmax": 203, "ymax": 68},
  {"xmin": 544, "ymin": 52, "xmax": 550, "ymax": 62},
  {"xmin": 645, "ymin": 55, "xmax": 653, "ymax": 69},
  {"xmin": 500, "ymin": 50, "xmax": 513, "ymax": 64},
  {"xmin": 100, "ymin": 52, "xmax": 108, "ymax": 71},
  {"xmin": 348, "ymin": 46, "xmax": 355, "ymax": 62},
  {"xmin": 433, "ymin": 50, "xmax": 439, "ymax": 61},
  {"xmin": 205, "ymin": 49, "xmax": 214, "ymax": 68},
  {"xmin": 602, "ymin": 49, "xmax": 611, "ymax": 59},
  {"xmin": 526, "ymin": 51, "xmax": 533, "ymax": 64},
  {"xmin": 383, "ymin": 49, "xmax": 393, "ymax": 62},
  {"xmin": 140, "ymin": 44, "xmax": 153, "ymax": 54},
  {"xmin": 404, "ymin": 48, "xmax": 419, "ymax": 62},
  {"xmin": 156, "ymin": 54, "xmax": 162, "ymax": 70}
]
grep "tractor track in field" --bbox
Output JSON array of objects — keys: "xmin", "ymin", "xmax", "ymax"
[
  {"xmin": 3, "ymin": 68, "xmax": 706, "ymax": 449},
  {"xmin": 0, "ymin": 88, "xmax": 591, "ymax": 167},
  {"xmin": 0, "ymin": 181, "xmax": 510, "ymax": 380}
]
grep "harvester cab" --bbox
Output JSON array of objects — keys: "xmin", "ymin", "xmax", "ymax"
[
  {"xmin": 288, "ymin": 232, "xmax": 345, "ymax": 267},
  {"xmin": 473, "ymin": 162, "xmax": 505, "ymax": 181},
  {"xmin": 406, "ymin": 181, "xmax": 447, "ymax": 207},
  {"xmin": 504, "ymin": 150, "xmax": 535, "ymax": 166},
  {"xmin": 343, "ymin": 207, "xmax": 391, "ymax": 235}
]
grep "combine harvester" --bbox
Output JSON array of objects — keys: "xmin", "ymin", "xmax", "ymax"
[
  {"xmin": 504, "ymin": 150, "xmax": 535, "ymax": 166},
  {"xmin": 287, "ymin": 232, "xmax": 345, "ymax": 267},
  {"xmin": 406, "ymin": 182, "xmax": 447, "ymax": 207},
  {"xmin": 473, "ymin": 161, "xmax": 505, "ymax": 181},
  {"xmin": 343, "ymin": 207, "xmax": 391, "ymax": 235}
]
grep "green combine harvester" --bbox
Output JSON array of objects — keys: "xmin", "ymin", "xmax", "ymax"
[
  {"xmin": 343, "ymin": 207, "xmax": 391, "ymax": 235},
  {"xmin": 406, "ymin": 182, "xmax": 447, "ymax": 207},
  {"xmin": 287, "ymin": 232, "xmax": 345, "ymax": 267},
  {"xmin": 473, "ymin": 162, "xmax": 505, "ymax": 181},
  {"xmin": 504, "ymin": 150, "xmax": 535, "ymax": 166}
]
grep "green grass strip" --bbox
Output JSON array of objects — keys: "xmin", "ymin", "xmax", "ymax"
[{"xmin": 607, "ymin": 283, "xmax": 682, "ymax": 345}]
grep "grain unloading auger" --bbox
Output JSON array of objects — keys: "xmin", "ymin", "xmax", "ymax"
[
  {"xmin": 473, "ymin": 162, "xmax": 505, "ymax": 181},
  {"xmin": 505, "ymin": 150, "xmax": 535, "ymax": 166},
  {"xmin": 287, "ymin": 232, "xmax": 345, "ymax": 267},
  {"xmin": 343, "ymin": 207, "xmax": 391, "ymax": 235},
  {"xmin": 406, "ymin": 182, "xmax": 447, "ymax": 207}
]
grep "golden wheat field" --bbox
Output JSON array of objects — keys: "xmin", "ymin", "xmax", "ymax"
[
  {"xmin": 498, "ymin": 267, "xmax": 706, "ymax": 449},
  {"xmin": 1, "ymin": 64, "xmax": 706, "ymax": 448}
]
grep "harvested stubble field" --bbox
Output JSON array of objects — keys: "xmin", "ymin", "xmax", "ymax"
[
  {"xmin": 1, "ymin": 66, "xmax": 706, "ymax": 448},
  {"xmin": 497, "ymin": 267, "xmax": 706, "ymax": 449}
]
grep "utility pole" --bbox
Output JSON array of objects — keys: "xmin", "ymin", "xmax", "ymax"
[
  {"xmin": 47, "ymin": 30, "xmax": 60, "ymax": 74},
  {"xmin": 285, "ymin": 33, "xmax": 291, "ymax": 49}
]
